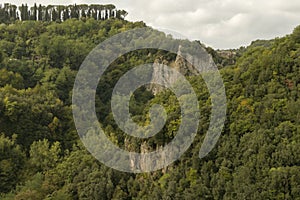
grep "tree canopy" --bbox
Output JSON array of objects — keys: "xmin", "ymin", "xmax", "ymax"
[{"xmin": 0, "ymin": 3, "xmax": 127, "ymax": 23}]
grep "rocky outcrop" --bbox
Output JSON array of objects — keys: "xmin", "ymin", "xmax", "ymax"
[{"xmin": 149, "ymin": 45, "xmax": 214, "ymax": 95}]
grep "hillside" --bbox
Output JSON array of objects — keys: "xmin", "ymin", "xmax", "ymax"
[{"xmin": 0, "ymin": 7, "xmax": 300, "ymax": 199}]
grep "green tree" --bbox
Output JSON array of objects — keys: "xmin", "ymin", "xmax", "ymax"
[{"xmin": 0, "ymin": 134, "xmax": 25, "ymax": 193}]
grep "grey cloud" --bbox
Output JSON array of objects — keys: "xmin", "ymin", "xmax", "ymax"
[{"xmin": 126, "ymin": 0, "xmax": 300, "ymax": 49}]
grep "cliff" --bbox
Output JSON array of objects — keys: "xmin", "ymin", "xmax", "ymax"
[{"xmin": 149, "ymin": 45, "xmax": 215, "ymax": 94}]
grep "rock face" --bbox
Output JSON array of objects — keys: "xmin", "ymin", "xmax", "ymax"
[
  {"xmin": 174, "ymin": 45, "xmax": 200, "ymax": 76},
  {"xmin": 149, "ymin": 45, "xmax": 214, "ymax": 95},
  {"xmin": 128, "ymin": 45, "xmax": 216, "ymax": 172},
  {"xmin": 149, "ymin": 58, "xmax": 181, "ymax": 95}
]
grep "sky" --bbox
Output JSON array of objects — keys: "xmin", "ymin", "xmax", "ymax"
[{"xmin": 3, "ymin": 0, "xmax": 300, "ymax": 49}]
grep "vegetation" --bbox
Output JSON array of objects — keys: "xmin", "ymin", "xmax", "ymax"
[
  {"xmin": 0, "ymin": 3, "xmax": 128, "ymax": 23},
  {"xmin": 0, "ymin": 5, "xmax": 300, "ymax": 199}
]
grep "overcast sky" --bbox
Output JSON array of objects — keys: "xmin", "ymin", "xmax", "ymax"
[{"xmin": 3, "ymin": 0, "xmax": 300, "ymax": 49}]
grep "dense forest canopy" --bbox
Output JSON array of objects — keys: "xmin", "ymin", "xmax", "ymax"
[
  {"xmin": 0, "ymin": 5, "xmax": 299, "ymax": 199},
  {"xmin": 0, "ymin": 3, "xmax": 128, "ymax": 23}
]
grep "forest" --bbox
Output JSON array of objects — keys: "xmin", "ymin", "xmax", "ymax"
[
  {"xmin": 0, "ymin": 3, "xmax": 128, "ymax": 23},
  {"xmin": 0, "ymin": 3, "xmax": 300, "ymax": 199}
]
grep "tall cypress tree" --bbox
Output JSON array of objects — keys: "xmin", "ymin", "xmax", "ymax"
[
  {"xmin": 19, "ymin": 4, "xmax": 24, "ymax": 20},
  {"xmin": 63, "ymin": 8, "xmax": 69, "ymax": 21},
  {"xmin": 45, "ymin": 7, "xmax": 49, "ymax": 21},
  {"xmin": 74, "ymin": 4, "xmax": 79, "ymax": 19},
  {"xmin": 52, "ymin": 7, "xmax": 58, "ymax": 21},
  {"xmin": 57, "ymin": 5, "xmax": 63, "ymax": 22},
  {"xmin": 38, "ymin": 4, "xmax": 42, "ymax": 21},
  {"xmin": 32, "ymin": 3, "xmax": 37, "ymax": 20},
  {"xmin": 24, "ymin": 4, "xmax": 29, "ymax": 20}
]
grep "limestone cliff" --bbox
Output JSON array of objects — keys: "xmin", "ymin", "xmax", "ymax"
[{"xmin": 149, "ymin": 45, "xmax": 214, "ymax": 95}]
